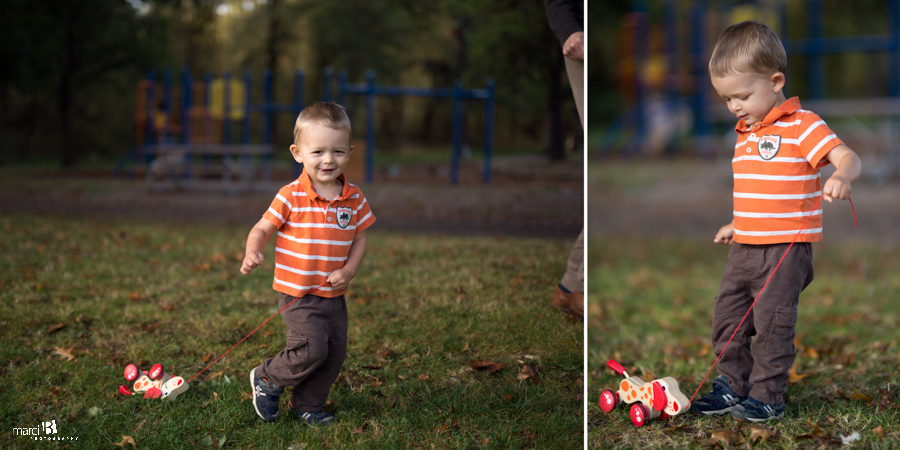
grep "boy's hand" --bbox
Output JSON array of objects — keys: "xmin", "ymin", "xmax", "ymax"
[
  {"xmin": 714, "ymin": 223, "xmax": 735, "ymax": 245},
  {"xmin": 822, "ymin": 174, "xmax": 851, "ymax": 203},
  {"xmin": 241, "ymin": 251, "xmax": 265, "ymax": 275},
  {"xmin": 326, "ymin": 268, "xmax": 354, "ymax": 291}
]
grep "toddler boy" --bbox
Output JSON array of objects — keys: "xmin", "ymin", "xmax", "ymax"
[
  {"xmin": 240, "ymin": 102, "xmax": 375, "ymax": 426},
  {"xmin": 691, "ymin": 21, "xmax": 862, "ymax": 422}
]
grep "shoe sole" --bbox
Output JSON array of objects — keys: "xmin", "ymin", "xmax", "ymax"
[
  {"xmin": 732, "ymin": 411, "xmax": 784, "ymax": 422},
  {"xmin": 250, "ymin": 369, "xmax": 278, "ymax": 422},
  {"xmin": 691, "ymin": 406, "xmax": 736, "ymax": 416}
]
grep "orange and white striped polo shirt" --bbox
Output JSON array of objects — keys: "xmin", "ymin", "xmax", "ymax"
[
  {"xmin": 262, "ymin": 170, "xmax": 375, "ymax": 298},
  {"xmin": 731, "ymin": 97, "xmax": 842, "ymax": 245}
]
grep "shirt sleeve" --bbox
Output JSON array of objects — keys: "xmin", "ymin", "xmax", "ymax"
[
  {"xmin": 799, "ymin": 111, "xmax": 843, "ymax": 168},
  {"xmin": 544, "ymin": 0, "xmax": 583, "ymax": 46},
  {"xmin": 263, "ymin": 185, "xmax": 293, "ymax": 228},
  {"xmin": 354, "ymin": 191, "xmax": 375, "ymax": 234}
]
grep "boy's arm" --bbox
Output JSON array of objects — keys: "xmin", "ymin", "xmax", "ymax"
[
  {"xmin": 822, "ymin": 144, "xmax": 862, "ymax": 203},
  {"xmin": 714, "ymin": 219, "xmax": 735, "ymax": 245},
  {"xmin": 241, "ymin": 218, "xmax": 278, "ymax": 275},
  {"xmin": 326, "ymin": 230, "xmax": 368, "ymax": 291}
]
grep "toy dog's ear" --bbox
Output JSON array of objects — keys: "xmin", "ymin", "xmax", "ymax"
[{"xmin": 652, "ymin": 381, "xmax": 668, "ymax": 411}]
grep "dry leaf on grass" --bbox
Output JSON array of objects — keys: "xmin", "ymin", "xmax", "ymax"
[
  {"xmin": 369, "ymin": 380, "xmax": 383, "ymax": 388},
  {"xmin": 48, "ymin": 323, "xmax": 66, "ymax": 334},
  {"xmin": 460, "ymin": 342, "xmax": 469, "ymax": 353},
  {"xmin": 699, "ymin": 429, "xmax": 744, "ymax": 448},
  {"xmin": 417, "ymin": 374, "xmax": 433, "ymax": 381},
  {"xmin": 468, "ymin": 359, "xmax": 504, "ymax": 373},
  {"xmin": 201, "ymin": 353, "xmax": 212, "ymax": 363},
  {"xmin": 788, "ymin": 366, "xmax": 810, "ymax": 385},
  {"xmin": 54, "ymin": 346, "xmax": 76, "ymax": 362},
  {"xmin": 207, "ymin": 371, "xmax": 224, "ymax": 381},
  {"xmin": 873, "ymin": 425, "xmax": 885, "ymax": 438},
  {"xmin": 353, "ymin": 424, "xmax": 366, "ymax": 434},
  {"xmin": 747, "ymin": 424, "xmax": 777, "ymax": 443},
  {"xmin": 240, "ymin": 391, "xmax": 252, "ymax": 403},
  {"xmin": 516, "ymin": 365, "xmax": 539, "ymax": 382},
  {"xmin": 850, "ymin": 388, "xmax": 872, "ymax": 402},
  {"xmin": 114, "ymin": 435, "xmax": 136, "ymax": 447},
  {"xmin": 435, "ymin": 421, "xmax": 460, "ymax": 433},
  {"xmin": 127, "ymin": 292, "xmax": 141, "ymax": 301}
]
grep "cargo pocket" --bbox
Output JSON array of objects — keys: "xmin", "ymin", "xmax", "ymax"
[
  {"xmin": 274, "ymin": 334, "xmax": 309, "ymax": 374},
  {"xmin": 766, "ymin": 308, "xmax": 797, "ymax": 355}
]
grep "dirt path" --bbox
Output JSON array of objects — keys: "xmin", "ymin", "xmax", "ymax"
[
  {"xmin": 0, "ymin": 155, "xmax": 584, "ymax": 239},
  {"xmin": 588, "ymin": 159, "xmax": 900, "ymax": 244}
]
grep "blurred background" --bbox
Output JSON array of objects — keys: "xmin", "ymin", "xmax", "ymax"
[
  {"xmin": 588, "ymin": 1, "xmax": 900, "ymax": 446},
  {"xmin": 0, "ymin": 0, "xmax": 584, "ymax": 238}
]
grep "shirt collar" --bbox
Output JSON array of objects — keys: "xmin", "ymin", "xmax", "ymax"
[
  {"xmin": 297, "ymin": 169, "xmax": 354, "ymax": 201},
  {"xmin": 734, "ymin": 96, "xmax": 801, "ymax": 132}
]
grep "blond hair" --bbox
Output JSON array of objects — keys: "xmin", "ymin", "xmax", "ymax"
[
  {"xmin": 709, "ymin": 21, "xmax": 787, "ymax": 77},
  {"xmin": 293, "ymin": 102, "xmax": 352, "ymax": 144}
]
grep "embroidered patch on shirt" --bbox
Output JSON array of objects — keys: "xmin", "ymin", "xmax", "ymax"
[
  {"xmin": 758, "ymin": 135, "xmax": 781, "ymax": 160},
  {"xmin": 336, "ymin": 206, "xmax": 352, "ymax": 229}
]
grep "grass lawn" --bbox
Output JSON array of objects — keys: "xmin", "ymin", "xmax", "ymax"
[
  {"xmin": 587, "ymin": 237, "xmax": 900, "ymax": 449},
  {"xmin": 0, "ymin": 213, "xmax": 583, "ymax": 449}
]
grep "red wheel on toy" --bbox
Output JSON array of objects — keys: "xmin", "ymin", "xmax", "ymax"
[
  {"xmin": 148, "ymin": 363, "xmax": 164, "ymax": 380},
  {"xmin": 599, "ymin": 390, "xmax": 618, "ymax": 413},
  {"xmin": 630, "ymin": 403, "xmax": 648, "ymax": 427},
  {"xmin": 124, "ymin": 364, "xmax": 140, "ymax": 382}
]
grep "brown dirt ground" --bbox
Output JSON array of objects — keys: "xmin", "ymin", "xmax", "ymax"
[
  {"xmin": 588, "ymin": 158, "xmax": 900, "ymax": 245},
  {"xmin": 0, "ymin": 155, "xmax": 584, "ymax": 239}
]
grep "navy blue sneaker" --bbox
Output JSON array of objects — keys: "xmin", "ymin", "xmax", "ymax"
[
  {"xmin": 731, "ymin": 396, "xmax": 785, "ymax": 422},
  {"xmin": 250, "ymin": 368, "xmax": 283, "ymax": 422},
  {"xmin": 289, "ymin": 400, "xmax": 336, "ymax": 427},
  {"xmin": 297, "ymin": 410, "xmax": 336, "ymax": 426},
  {"xmin": 690, "ymin": 376, "xmax": 747, "ymax": 416}
]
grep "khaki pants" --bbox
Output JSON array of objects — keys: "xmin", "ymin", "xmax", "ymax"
[
  {"xmin": 256, "ymin": 293, "xmax": 348, "ymax": 412},
  {"xmin": 712, "ymin": 242, "xmax": 814, "ymax": 404},
  {"xmin": 560, "ymin": 56, "xmax": 584, "ymax": 293}
]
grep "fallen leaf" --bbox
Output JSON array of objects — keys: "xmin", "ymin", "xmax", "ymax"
[
  {"xmin": 397, "ymin": 375, "xmax": 406, "ymax": 380},
  {"xmin": 208, "ymin": 371, "xmax": 224, "ymax": 381},
  {"xmin": 788, "ymin": 366, "xmax": 810, "ymax": 385},
  {"xmin": 48, "ymin": 323, "xmax": 66, "ymax": 334},
  {"xmin": 201, "ymin": 353, "xmax": 212, "ymax": 363},
  {"xmin": 114, "ymin": 435, "xmax": 136, "ymax": 447},
  {"xmin": 662, "ymin": 423, "xmax": 689, "ymax": 433},
  {"xmin": 127, "ymin": 292, "xmax": 141, "ymax": 301},
  {"xmin": 353, "ymin": 424, "xmax": 365, "ymax": 434},
  {"xmin": 468, "ymin": 359, "xmax": 505, "ymax": 373},
  {"xmin": 516, "ymin": 427, "xmax": 535, "ymax": 440},
  {"xmin": 211, "ymin": 253, "xmax": 226, "ymax": 263},
  {"xmin": 460, "ymin": 342, "xmax": 469, "ymax": 353},
  {"xmin": 873, "ymin": 426, "xmax": 885, "ymax": 438},
  {"xmin": 850, "ymin": 388, "xmax": 872, "ymax": 402},
  {"xmin": 54, "ymin": 346, "xmax": 76, "ymax": 362},
  {"xmin": 377, "ymin": 349, "xmax": 394, "ymax": 358},
  {"xmin": 417, "ymin": 374, "xmax": 433, "ymax": 381},
  {"xmin": 240, "ymin": 391, "xmax": 252, "ymax": 403},
  {"xmin": 159, "ymin": 303, "xmax": 178, "ymax": 311},
  {"xmin": 211, "ymin": 392, "xmax": 219, "ymax": 402},
  {"xmin": 369, "ymin": 380, "xmax": 383, "ymax": 388},
  {"xmin": 191, "ymin": 263, "xmax": 210, "ymax": 272},
  {"xmin": 517, "ymin": 365, "xmax": 539, "ymax": 382},
  {"xmin": 133, "ymin": 420, "xmax": 146, "ymax": 433},
  {"xmin": 700, "ymin": 429, "xmax": 744, "ymax": 448},
  {"xmin": 480, "ymin": 437, "xmax": 490, "ymax": 446},
  {"xmin": 747, "ymin": 424, "xmax": 776, "ymax": 443}
]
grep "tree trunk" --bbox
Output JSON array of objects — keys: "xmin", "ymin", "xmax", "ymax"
[
  {"xmin": 266, "ymin": 0, "xmax": 281, "ymax": 143},
  {"xmin": 545, "ymin": 46, "xmax": 566, "ymax": 162}
]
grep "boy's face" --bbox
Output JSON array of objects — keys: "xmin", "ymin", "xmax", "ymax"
[
  {"xmin": 289, "ymin": 124, "xmax": 353, "ymax": 188},
  {"xmin": 710, "ymin": 70, "xmax": 785, "ymax": 126}
]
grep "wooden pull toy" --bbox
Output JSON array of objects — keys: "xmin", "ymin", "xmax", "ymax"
[
  {"xmin": 119, "ymin": 363, "xmax": 190, "ymax": 401},
  {"xmin": 598, "ymin": 359, "xmax": 690, "ymax": 427}
]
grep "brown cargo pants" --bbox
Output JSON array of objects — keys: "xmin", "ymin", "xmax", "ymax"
[
  {"xmin": 712, "ymin": 242, "xmax": 814, "ymax": 405},
  {"xmin": 255, "ymin": 292, "xmax": 348, "ymax": 412}
]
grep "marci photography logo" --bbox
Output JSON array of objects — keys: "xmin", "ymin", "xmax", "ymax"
[{"xmin": 13, "ymin": 419, "xmax": 79, "ymax": 441}]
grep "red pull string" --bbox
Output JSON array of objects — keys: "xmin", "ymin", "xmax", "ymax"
[
  {"xmin": 187, "ymin": 286, "xmax": 322, "ymax": 383},
  {"xmin": 689, "ymin": 197, "xmax": 857, "ymax": 403}
]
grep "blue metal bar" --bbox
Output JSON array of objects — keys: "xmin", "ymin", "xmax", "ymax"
[
  {"xmin": 263, "ymin": 70, "xmax": 272, "ymax": 145},
  {"xmin": 691, "ymin": 5, "xmax": 708, "ymax": 140},
  {"xmin": 451, "ymin": 79, "xmax": 463, "ymax": 185},
  {"xmin": 203, "ymin": 72, "xmax": 213, "ymax": 166},
  {"xmin": 786, "ymin": 36, "xmax": 898, "ymax": 55},
  {"xmin": 223, "ymin": 71, "xmax": 232, "ymax": 144},
  {"xmin": 146, "ymin": 71, "xmax": 156, "ymax": 146},
  {"xmin": 181, "ymin": 67, "xmax": 191, "ymax": 144},
  {"xmin": 323, "ymin": 67, "xmax": 334, "ymax": 102},
  {"xmin": 482, "ymin": 78, "xmax": 495, "ymax": 184},
  {"xmin": 242, "ymin": 71, "xmax": 252, "ymax": 144},
  {"xmin": 891, "ymin": 0, "xmax": 900, "ymax": 96},
  {"xmin": 163, "ymin": 69, "xmax": 173, "ymax": 143},
  {"xmin": 807, "ymin": 0, "xmax": 825, "ymax": 98},
  {"xmin": 294, "ymin": 70, "xmax": 305, "ymax": 115},
  {"xmin": 365, "ymin": 70, "xmax": 376, "ymax": 184},
  {"xmin": 337, "ymin": 71, "xmax": 348, "ymax": 106}
]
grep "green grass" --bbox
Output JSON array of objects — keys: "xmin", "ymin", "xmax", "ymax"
[
  {"xmin": 587, "ymin": 237, "xmax": 900, "ymax": 449},
  {"xmin": 0, "ymin": 213, "xmax": 582, "ymax": 449}
]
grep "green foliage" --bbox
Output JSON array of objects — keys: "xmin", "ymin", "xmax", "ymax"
[{"xmin": 0, "ymin": 213, "xmax": 583, "ymax": 449}]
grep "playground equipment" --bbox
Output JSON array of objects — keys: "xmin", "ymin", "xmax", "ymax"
[
  {"xmin": 323, "ymin": 69, "xmax": 496, "ymax": 184},
  {"xmin": 119, "ymin": 67, "xmax": 496, "ymax": 188},
  {"xmin": 599, "ymin": 0, "xmax": 900, "ymax": 181},
  {"xmin": 598, "ymin": 359, "xmax": 691, "ymax": 428}
]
